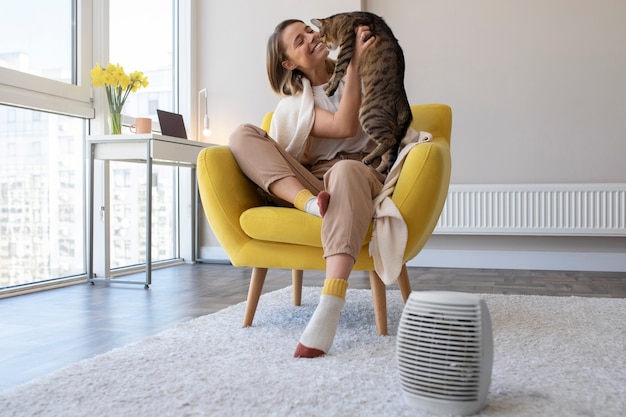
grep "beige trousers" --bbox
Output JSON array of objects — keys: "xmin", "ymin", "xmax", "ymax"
[{"xmin": 229, "ymin": 124, "xmax": 386, "ymax": 260}]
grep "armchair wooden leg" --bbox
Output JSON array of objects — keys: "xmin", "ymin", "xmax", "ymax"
[
  {"xmin": 292, "ymin": 269, "xmax": 303, "ymax": 306},
  {"xmin": 369, "ymin": 270, "xmax": 388, "ymax": 336},
  {"xmin": 397, "ymin": 264, "xmax": 412, "ymax": 303},
  {"xmin": 243, "ymin": 267, "xmax": 268, "ymax": 328}
]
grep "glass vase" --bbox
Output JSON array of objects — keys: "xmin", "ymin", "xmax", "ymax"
[{"xmin": 109, "ymin": 110, "xmax": 122, "ymax": 135}]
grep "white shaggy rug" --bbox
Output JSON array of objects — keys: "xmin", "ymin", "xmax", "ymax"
[{"xmin": 1, "ymin": 287, "xmax": 625, "ymax": 417}]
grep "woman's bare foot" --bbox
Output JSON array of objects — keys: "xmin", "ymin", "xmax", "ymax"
[{"xmin": 317, "ymin": 191, "xmax": 330, "ymax": 217}]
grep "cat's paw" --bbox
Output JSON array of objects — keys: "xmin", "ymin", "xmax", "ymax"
[{"xmin": 361, "ymin": 155, "xmax": 375, "ymax": 165}]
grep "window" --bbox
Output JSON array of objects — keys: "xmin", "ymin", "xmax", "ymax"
[
  {"xmin": 0, "ymin": 0, "xmax": 187, "ymax": 292},
  {"xmin": 109, "ymin": 0, "xmax": 175, "ymax": 121},
  {"xmin": 0, "ymin": 105, "xmax": 85, "ymax": 288},
  {"xmin": 0, "ymin": 0, "xmax": 93, "ymax": 118},
  {"xmin": 108, "ymin": 0, "xmax": 179, "ymax": 271},
  {"xmin": 0, "ymin": 0, "xmax": 73, "ymax": 83},
  {"xmin": 108, "ymin": 163, "xmax": 177, "ymax": 269},
  {"xmin": 0, "ymin": 0, "xmax": 91, "ymax": 291}
]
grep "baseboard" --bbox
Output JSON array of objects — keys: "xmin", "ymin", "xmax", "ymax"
[
  {"xmin": 407, "ymin": 249, "xmax": 626, "ymax": 272},
  {"xmin": 200, "ymin": 245, "xmax": 625, "ymax": 272},
  {"xmin": 197, "ymin": 246, "xmax": 231, "ymax": 264}
]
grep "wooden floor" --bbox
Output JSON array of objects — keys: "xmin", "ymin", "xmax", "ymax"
[{"xmin": 0, "ymin": 263, "xmax": 624, "ymax": 392}]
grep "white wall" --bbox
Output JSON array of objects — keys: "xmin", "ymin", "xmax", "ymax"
[
  {"xmin": 194, "ymin": 0, "xmax": 361, "ymax": 145},
  {"xmin": 367, "ymin": 0, "xmax": 626, "ymax": 184},
  {"xmin": 195, "ymin": 0, "xmax": 625, "ymax": 270}
]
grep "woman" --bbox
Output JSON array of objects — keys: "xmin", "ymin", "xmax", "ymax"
[{"xmin": 229, "ymin": 19, "xmax": 381, "ymax": 358}]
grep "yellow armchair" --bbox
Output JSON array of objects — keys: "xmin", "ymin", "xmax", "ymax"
[{"xmin": 197, "ymin": 104, "xmax": 452, "ymax": 335}]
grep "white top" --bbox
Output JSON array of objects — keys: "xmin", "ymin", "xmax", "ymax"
[
  {"xmin": 307, "ymin": 81, "xmax": 376, "ymax": 164},
  {"xmin": 269, "ymin": 77, "xmax": 375, "ymax": 165}
]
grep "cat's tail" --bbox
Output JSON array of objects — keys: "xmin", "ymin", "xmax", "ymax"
[
  {"xmin": 396, "ymin": 105, "xmax": 412, "ymax": 139},
  {"xmin": 387, "ymin": 96, "xmax": 413, "ymax": 166}
]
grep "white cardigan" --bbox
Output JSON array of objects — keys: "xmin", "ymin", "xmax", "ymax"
[{"xmin": 269, "ymin": 78, "xmax": 316, "ymax": 163}]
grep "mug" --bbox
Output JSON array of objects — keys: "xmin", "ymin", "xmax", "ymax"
[{"xmin": 130, "ymin": 117, "xmax": 152, "ymax": 134}]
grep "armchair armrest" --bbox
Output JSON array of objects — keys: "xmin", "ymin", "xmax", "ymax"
[
  {"xmin": 395, "ymin": 104, "xmax": 453, "ymax": 261},
  {"xmin": 393, "ymin": 138, "xmax": 451, "ymax": 262},
  {"xmin": 197, "ymin": 146, "xmax": 265, "ymax": 259}
]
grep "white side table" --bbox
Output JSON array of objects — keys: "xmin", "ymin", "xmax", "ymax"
[{"xmin": 87, "ymin": 134, "xmax": 210, "ymax": 288}]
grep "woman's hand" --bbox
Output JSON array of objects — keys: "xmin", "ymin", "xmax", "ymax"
[{"xmin": 350, "ymin": 25, "xmax": 375, "ymax": 71}]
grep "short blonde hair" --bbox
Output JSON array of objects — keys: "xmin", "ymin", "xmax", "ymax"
[{"xmin": 266, "ymin": 19, "xmax": 335, "ymax": 96}]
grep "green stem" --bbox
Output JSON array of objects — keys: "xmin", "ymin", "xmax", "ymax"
[
  {"xmin": 109, "ymin": 110, "xmax": 122, "ymax": 134},
  {"xmin": 104, "ymin": 84, "xmax": 136, "ymax": 134}
]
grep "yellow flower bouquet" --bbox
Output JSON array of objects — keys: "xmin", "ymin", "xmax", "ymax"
[{"xmin": 90, "ymin": 63, "xmax": 149, "ymax": 134}]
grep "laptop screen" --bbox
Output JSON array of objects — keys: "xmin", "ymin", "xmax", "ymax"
[{"xmin": 157, "ymin": 109, "xmax": 188, "ymax": 139}]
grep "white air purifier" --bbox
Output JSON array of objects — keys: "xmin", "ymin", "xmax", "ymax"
[{"xmin": 396, "ymin": 291, "xmax": 493, "ymax": 416}]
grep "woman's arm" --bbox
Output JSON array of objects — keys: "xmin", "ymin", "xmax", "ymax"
[{"xmin": 310, "ymin": 25, "xmax": 374, "ymax": 139}]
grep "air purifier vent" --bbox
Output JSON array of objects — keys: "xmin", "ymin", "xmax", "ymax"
[{"xmin": 396, "ymin": 291, "xmax": 493, "ymax": 416}]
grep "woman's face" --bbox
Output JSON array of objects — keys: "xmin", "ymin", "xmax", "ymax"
[{"xmin": 280, "ymin": 21, "xmax": 329, "ymax": 72}]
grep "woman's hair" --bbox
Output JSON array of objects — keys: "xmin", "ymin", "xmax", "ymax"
[{"xmin": 266, "ymin": 19, "xmax": 335, "ymax": 96}]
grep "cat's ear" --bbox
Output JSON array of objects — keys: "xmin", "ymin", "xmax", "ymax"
[{"xmin": 311, "ymin": 18, "xmax": 322, "ymax": 28}]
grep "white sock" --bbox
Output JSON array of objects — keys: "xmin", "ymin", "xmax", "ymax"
[
  {"xmin": 294, "ymin": 189, "xmax": 329, "ymax": 218},
  {"xmin": 304, "ymin": 197, "xmax": 322, "ymax": 217},
  {"xmin": 300, "ymin": 294, "xmax": 344, "ymax": 352},
  {"xmin": 294, "ymin": 279, "xmax": 348, "ymax": 358}
]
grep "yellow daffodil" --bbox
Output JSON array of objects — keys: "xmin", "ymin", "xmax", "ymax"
[{"xmin": 90, "ymin": 63, "xmax": 149, "ymax": 133}]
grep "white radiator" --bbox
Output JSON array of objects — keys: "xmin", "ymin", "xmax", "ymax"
[{"xmin": 434, "ymin": 184, "xmax": 626, "ymax": 236}]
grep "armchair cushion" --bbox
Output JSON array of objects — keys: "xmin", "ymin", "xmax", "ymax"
[
  {"xmin": 240, "ymin": 207, "xmax": 323, "ymax": 247},
  {"xmin": 240, "ymin": 206, "xmax": 373, "ymax": 248}
]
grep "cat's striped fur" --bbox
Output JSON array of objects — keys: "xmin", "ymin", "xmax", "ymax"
[{"xmin": 311, "ymin": 11, "xmax": 412, "ymax": 172}]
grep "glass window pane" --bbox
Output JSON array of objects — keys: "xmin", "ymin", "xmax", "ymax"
[
  {"xmin": 109, "ymin": 162, "xmax": 177, "ymax": 268},
  {"xmin": 109, "ymin": 0, "xmax": 174, "ymax": 121},
  {"xmin": 0, "ymin": 0, "xmax": 74, "ymax": 84},
  {"xmin": 107, "ymin": 0, "xmax": 178, "ymax": 270},
  {"xmin": 0, "ymin": 105, "xmax": 85, "ymax": 289}
]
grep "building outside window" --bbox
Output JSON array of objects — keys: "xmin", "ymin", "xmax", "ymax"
[{"xmin": 0, "ymin": 106, "xmax": 85, "ymax": 288}]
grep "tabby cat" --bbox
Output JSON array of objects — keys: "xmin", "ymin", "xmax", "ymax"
[{"xmin": 311, "ymin": 11, "xmax": 412, "ymax": 172}]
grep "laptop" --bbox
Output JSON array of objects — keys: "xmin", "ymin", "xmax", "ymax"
[{"xmin": 157, "ymin": 109, "xmax": 188, "ymax": 139}]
